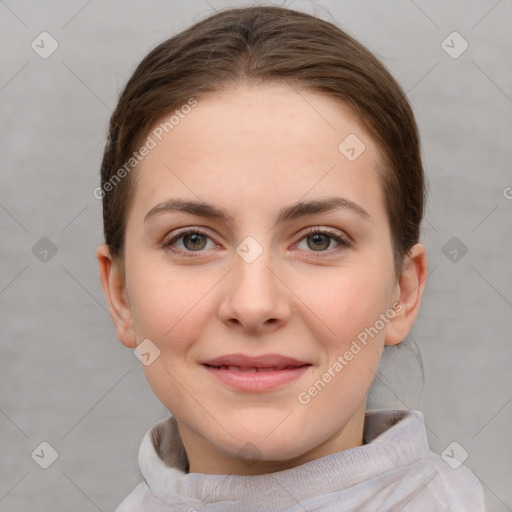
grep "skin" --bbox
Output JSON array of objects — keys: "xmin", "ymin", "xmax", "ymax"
[{"xmin": 97, "ymin": 82, "xmax": 427, "ymax": 476}]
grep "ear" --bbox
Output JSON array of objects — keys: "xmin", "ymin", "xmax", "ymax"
[
  {"xmin": 96, "ymin": 244, "xmax": 137, "ymax": 348},
  {"xmin": 385, "ymin": 243, "xmax": 428, "ymax": 346}
]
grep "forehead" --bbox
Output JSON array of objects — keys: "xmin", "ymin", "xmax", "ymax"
[{"xmin": 129, "ymin": 83, "xmax": 386, "ymax": 224}]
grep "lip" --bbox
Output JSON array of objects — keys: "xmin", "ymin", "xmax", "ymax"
[{"xmin": 201, "ymin": 353, "xmax": 312, "ymax": 392}]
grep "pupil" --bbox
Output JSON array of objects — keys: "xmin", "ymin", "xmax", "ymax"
[
  {"xmin": 309, "ymin": 234, "xmax": 329, "ymax": 251},
  {"xmin": 185, "ymin": 233, "xmax": 206, "ymax": 251}
]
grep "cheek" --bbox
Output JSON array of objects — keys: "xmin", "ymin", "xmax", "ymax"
[
  {"xmin": 126, "ymin": 259, "xmax": 215, "ymax": 347},
  {"xmin": 294, "ymin": 269, "xmax": 391, "ymax": 433},
  {"xmin": 126, "ymin": 261, "xmax": 216, "ymax": 414},
  {"xmin": 294, "ymin": 264, "xmax": 394, "ymax": 349}
]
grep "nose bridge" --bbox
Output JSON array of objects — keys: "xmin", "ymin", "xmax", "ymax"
[
  {"xmin": 234, "ymin": 235, "xmax": 278, "ymax": 299},
  {"xmin": 220, "ymin": 234, "xmax": 290, "ymax": 329}
]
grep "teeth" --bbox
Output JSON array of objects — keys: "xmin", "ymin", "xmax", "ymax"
[
  {"xmin": 213, "ymin": 365, "xmax": 301, "ymax": 372},
  {"xmin": 229, "ymin": 365, "xmax": 257, "ymax": 372}
]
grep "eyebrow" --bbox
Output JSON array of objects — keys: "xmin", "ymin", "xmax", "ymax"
[{"xmin": 144, "ymin": 196, "xmax": 371, "ymax": 226}]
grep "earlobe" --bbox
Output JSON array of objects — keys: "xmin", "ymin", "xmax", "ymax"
[
  {"xmin": 384, "ymin": 243, "xmax": 428, "ymax": 346},
  {"xmin": 96, "ymin": 244, "xmax": 137, "ymax": 348}
]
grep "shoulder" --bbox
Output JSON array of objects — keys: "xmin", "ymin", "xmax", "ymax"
[
  {"xmin": 397, "ymin": 451, "xmax": 487, "ymax": 511},
  {"xmin": 363, "ymin": 409, "xmax": 487, "ymax": 511},
  {"xmin": 115, "ymin": 480, "xmax": 175, "ymax": 512},
  {"xmin": 114, "ymin": 481, "xmax": 148, "ymax": 512}
]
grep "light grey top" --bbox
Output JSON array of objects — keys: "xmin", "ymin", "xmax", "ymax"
[{"xmin": 116, "ymin": 409, "xmax": 487, "ymax": 511}]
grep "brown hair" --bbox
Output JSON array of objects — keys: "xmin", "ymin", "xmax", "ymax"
[{"xmin": 99, "ymin": 5, "xmax": 425, "ymax": 274}]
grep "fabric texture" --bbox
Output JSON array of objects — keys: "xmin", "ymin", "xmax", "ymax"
[{"xmin": 116, "ymin": 409, "xmax": 487, "ymax": 511}]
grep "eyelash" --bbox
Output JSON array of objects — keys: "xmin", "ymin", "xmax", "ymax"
[{"xmin": 162, "ymin": 227, "xmax": 351, "ymax": 258}]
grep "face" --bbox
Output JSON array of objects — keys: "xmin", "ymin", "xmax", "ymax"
[{"xmin": 98, "ymin": 83, "xmax": 426, "ymax": 475}]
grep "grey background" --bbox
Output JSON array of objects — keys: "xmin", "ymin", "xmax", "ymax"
[{"xmin": 0, "ymin": 0, "xmax": 511, "ymax": 510}]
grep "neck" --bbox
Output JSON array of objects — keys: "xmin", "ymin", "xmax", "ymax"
[{"xmin": 177, "ymin": 402, "xmax": 366, "ymax": 476}]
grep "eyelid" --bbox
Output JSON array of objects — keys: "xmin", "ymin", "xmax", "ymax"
[
  {"xmin": 162, "ymin": 226, "xmax": 215, "ymax": 243},
  {"xmin": 297, "ymin": 225, "xmax": 349, "ymax": 241}
]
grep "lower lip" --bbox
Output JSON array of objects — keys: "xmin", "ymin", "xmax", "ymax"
[{"xmin": 202, "ymin": 365, "xmax": 311, "ymax": 391}]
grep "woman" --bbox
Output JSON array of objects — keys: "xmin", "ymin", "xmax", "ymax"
[{"xmin": 96, "ymin": 5, "xmax": 487, "ymax": 511}]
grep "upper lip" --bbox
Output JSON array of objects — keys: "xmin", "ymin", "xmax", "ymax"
[{"xmin": 201, "ymin": 353, "xmax": 311, "ymax": 369}]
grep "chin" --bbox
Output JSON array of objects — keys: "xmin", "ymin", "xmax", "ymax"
[{"xmin": 223, "ymin": 422, "xmax": 314, "ymax": 461}]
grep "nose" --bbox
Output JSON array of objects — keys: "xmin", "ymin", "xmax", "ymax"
[{"xmin": 218, "ymin": 246, "xmax": 292, "ymax": 334}]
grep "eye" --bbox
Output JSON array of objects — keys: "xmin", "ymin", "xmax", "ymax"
[
  {"xmin": 162, "ymin": 228, "xmax": 219, "ymax": 255},
  {"xmin": 295, "ymin": 227, "xmax": 351, "ymax": 254},
  {"xmin": 162, "ymin": 226, "xmax": 351, "ymax": 257}
]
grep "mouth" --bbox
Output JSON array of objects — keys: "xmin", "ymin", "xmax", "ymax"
[
  {"xmin": 203, "ymin": 363, "xmax": 309, "ymax": 372},
  {"xmin": 200, "ymin": 354, "xmax": 312, "ymax": 391}
]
